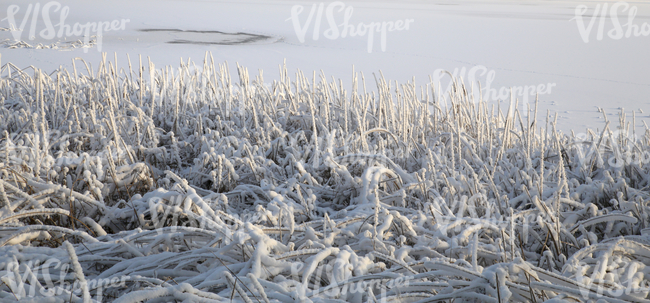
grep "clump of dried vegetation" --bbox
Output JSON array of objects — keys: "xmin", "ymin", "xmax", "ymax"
[{"xmin": 0, "ymin": 53, "xmax": 649, "ymax": 302}]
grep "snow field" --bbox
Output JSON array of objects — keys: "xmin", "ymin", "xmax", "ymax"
[{"xmin": 0, "ymin": 53, "xmax": 649, "ymax": 302}]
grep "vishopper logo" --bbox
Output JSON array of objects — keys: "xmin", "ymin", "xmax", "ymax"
[
  {"xmin": 427, "ymin": 195, "xmax": 537, "ymax": 237},
  {"xmin": 569, "ymin": 128, "xmax": 650, "ymax": 169},
  {"xmin": 0, "ymin": 258, "xmax": 128, "ymax": 301},
  {"xmin": 573, "ymin": 260, "xmax": 650, "ymax": 300},
  {"xmin": 287, "ymin": 1, "xmax": 414, "ymax": 53},
  {"xmin": 334, "ymin": 153, "xmax": 401, "ymax": 171},
  {"xmin": 432, "ymin": 66, "xmax": 556, "ymax": 106},
  {"xmin": 146, "ymin": 192, "xmax": 263, "ymax": 237},
  {"xmin": 289, "ymin": 260, "xmax": 413, "ymax": 301},
  {"xmin": 146, "ymin": 154, "xmax": 406, "ymax": 234},
  {"xmin": 572, "ymin": 2, "xmax": 650, "ymax": 43},
  {"xmin": 147, "ymin": 193, "xmax": 230, "ymax": 235},
  {"xmin": 3, "ymin": 1, "xmax": 130, "ymax": 52}
]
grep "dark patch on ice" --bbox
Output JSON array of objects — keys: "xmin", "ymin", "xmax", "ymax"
[{"xmin": 139, "ymin": 29, "xmax": 276, "ymax": 45}]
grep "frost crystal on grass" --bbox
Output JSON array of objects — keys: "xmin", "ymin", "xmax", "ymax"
[{"xmin": 0, "ymin": 55, "xmax": 649, "ymax": 302}]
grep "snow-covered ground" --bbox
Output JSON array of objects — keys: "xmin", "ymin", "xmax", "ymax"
[{"xmin": 1, "ymin": 1, "xmax": 650, "ymax": 302}]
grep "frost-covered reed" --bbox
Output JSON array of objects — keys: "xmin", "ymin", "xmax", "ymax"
[{"xmin": 0, "ymin": 53, "xmax": 649, "ymax": 302}]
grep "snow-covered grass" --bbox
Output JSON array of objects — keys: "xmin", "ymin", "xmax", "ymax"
[{"xmin": 0, "ymin": 53, "xmax": 649, "ymax": 302}]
